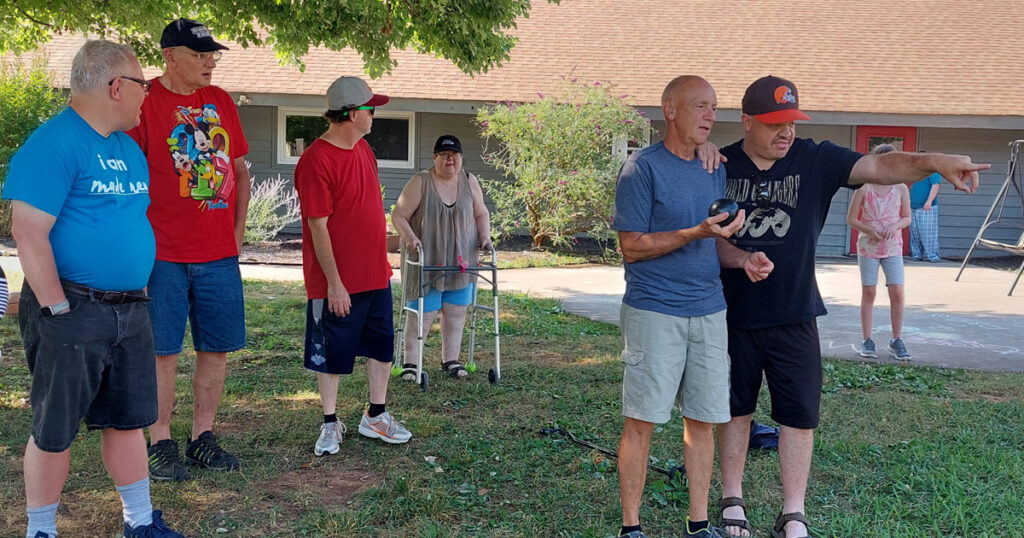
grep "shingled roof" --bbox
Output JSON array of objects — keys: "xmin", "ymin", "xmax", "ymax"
[{"xmin": 14, "ymin": 0, "xmax": 1024, "ymax": 117}]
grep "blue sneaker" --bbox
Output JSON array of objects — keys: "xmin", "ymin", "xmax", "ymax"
[
  {"xmin": 33, "ymin": 532, "xmax": 54, "ymax": 538},
  {"xmin": 859, "ymin": 338, "xmax": 877, "ymax": 358},
  {"xmin": 889, "ymin": 337, "xmax": 912, "ymax": 361},
  {"xmin": 123, "ymin": 510, "xmax": 184, "ymax": 538},
  {"xmin": 619, "ymin": 531, "xmax": 647, "ymax": 538}
]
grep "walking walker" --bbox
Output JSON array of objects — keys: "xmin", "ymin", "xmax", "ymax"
[{"xmin": 392, "ymin": 244, "xmax": 502, "ymax": 391}]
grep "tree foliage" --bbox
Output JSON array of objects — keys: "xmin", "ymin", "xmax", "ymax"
[
  {"xmin": 1, "ymin": 0, "xmax": 558, "ymax": 77},
  {"xmin": 0, "ymin": 57, "xmax": 66, "ymax": 235},
  {"xmin": 476, "ymin": 80, "xmax": 651, "ymax": 250}
]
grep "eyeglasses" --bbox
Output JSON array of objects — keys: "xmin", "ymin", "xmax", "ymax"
[
  {"xmin": 354, "ymin": 105, "xmax": 375, "ymax": 115},
  {"xmin": 109, "ymin": 75, "xmax": 152, "ymax": 93},
  {"xmin": 179, "ymin": 49, "xmax": 223, "ymax": 62},
  {"xmin": 754, "ymin": 172, "xmax": 772, "ymax": 209},
  {"xmin": 434, "ymin": 151, "xmax": 461, "ymax": 161}
]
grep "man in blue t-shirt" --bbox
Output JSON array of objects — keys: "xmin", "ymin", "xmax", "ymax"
[
  {"xmin": 909, "ymin": 171, "xmax": 942, "ymax": 261},
  {"xmin": 713, "ymin": 76, "xmax": 987, "ymax": 538},
  {"xmin": 611, "ymin": 76, "xmax": 770, "ymax": 538},
  {"xmin": 3, "ymin": 40, "xmax": 183, "ymax": 538}
]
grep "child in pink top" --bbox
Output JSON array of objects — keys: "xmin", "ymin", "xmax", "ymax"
[{"xmin": 846, "ymin": 144, "xmax": 912, "ymax": 360}]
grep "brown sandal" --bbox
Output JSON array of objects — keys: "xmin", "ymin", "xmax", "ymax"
[
  {"xmin": 771, "ymin": 512, "xmax": 812, "ymax": 538},
  {"xmin": 717, "ymin": 497, "xmax": 754, "ymax": 537}
]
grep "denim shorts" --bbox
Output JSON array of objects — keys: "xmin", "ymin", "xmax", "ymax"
[
  {"xmin": 20, "ymin": 283, "xmax": 158, "ymax": 452},
  {"xmin": 305, "ymin": 287, "xmax": 395, "ymax": 375},
  {"xmin": 147, "ymin": 256, "xmax": 246, "ymax": 355},
  {"xmin": 858, "ymin": 254, "xmax": 905, "ymax": 286},
  {"xmin": 619, "ymin": 303, "xmax": 731, "ymax": 425},
  {"xmin": 406, "ymin": 283, "xmax": 476, "ymax": 312}
]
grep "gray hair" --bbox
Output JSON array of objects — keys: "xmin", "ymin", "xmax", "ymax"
[
  {"xmin": 871, "ymin": 143, "xmax": 898, "ymax": 155},
  {"xmin": 70, "ymin": 40, "xmax": 137, "ymax": 96}
]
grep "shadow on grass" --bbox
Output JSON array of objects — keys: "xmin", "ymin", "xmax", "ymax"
[{"xmin": 0, "ymin": 281, "xmax": 1022, "ymax": 536}]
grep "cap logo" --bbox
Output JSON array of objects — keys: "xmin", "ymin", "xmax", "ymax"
[
  {"xmin": 443, "ymin": 140, "xmax": 454, "ymax": 146},
  {"xmin": 774, "ymin": 86, "xmax": 796, "ymax": 104},
  {"xmin": 190, "ymin": 25, "xmax": 212, "ymax": 39}
]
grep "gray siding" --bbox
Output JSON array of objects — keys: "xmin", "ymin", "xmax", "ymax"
[
  {"xmin": 917, "ymin": 128, "xmax": 1023, "ymax": 257},
  {"xmin": 238, "ymin": 104, "xmax": 1024, "ymax": 255}
]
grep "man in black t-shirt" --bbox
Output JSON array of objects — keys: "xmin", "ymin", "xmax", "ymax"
[{"xmin": 712, "ymin": 76, "xmax": 987, "ymax": 538}]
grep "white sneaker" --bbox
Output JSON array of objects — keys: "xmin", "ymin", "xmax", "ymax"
[
  {"xmin": 314, "ymin": 421, "xmax": 346, "ymax": 456},
  {"xmin": 358, "ymin": 411, "xmax": 412, "ymax": 444}
]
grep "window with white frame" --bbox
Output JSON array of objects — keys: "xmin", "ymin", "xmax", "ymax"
[{"xmin": 277, "ymin": 107, "xmax": 416, "ymax": 168}]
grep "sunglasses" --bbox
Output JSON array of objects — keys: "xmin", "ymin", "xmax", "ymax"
[
  {"xmin": 109, "ymin": 75, "xmax": 152, "ymax": 93},
  {"xmin": 754, "ymin": 172, "xmax": 772, "ymax": 209},
  {"xmin": 342, "ymin": 105, "xmax": 375, "ymax": 116}
]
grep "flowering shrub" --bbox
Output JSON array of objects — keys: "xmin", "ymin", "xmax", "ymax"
[
  {"xmin": 475, "ymin": 80, "xmax": 651, "ymax": 250},
  {"xmin": 244, "ymin": 174, "xmax": 301, "ymax": 244}
]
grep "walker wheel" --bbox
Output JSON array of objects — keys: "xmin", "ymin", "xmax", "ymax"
[
  {"xmin": 419, "ymin": 371, "xmax": 430, "ymax": 392},
  {"xmin": 488, "ymin": 368, "xmax": 499, "ymax": 385}
]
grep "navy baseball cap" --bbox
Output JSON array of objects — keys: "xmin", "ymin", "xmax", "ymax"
[
  {"xmin": 160, "ymin": 18, "xmax": 229, "ymax": 52},
  {"xmin": 433, "ymin": 135, "xmax": 463, "ymax": 154},
  {"xmin": 742, "ymin": 75, "xmax": 811, "ymax": 123}
]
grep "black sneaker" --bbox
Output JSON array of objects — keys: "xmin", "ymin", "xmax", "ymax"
[
  {"xmin": 147, "ymin": 440, "xmax": 190, "ymax": 481},
  {"xmin": 185, "ymin": 431, "xmax": 240, "ymax": 470},
  {"xmin": 123, "ymin": 510, "xmax": 185, "ymax": 537}
]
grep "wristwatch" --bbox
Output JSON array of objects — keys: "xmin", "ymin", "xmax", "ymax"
[{"xmin": 40, "ymin": 301, "xmax": 70, "ymax": 317}]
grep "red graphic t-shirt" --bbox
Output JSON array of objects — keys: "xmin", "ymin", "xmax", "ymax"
[
  {"xmin": 293, "ymin": 138, "xmax": 392, "ymax": 299},
  {"xmin": 127, "ymin": 79, "xmax": 249, "ymax": 262}
]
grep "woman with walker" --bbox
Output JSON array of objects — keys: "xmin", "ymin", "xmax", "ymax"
[{"xmin": 391, "ymin": 135, "xmax": 492, "ymax": 380}]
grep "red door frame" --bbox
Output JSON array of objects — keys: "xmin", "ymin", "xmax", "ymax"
[{"xmin": 849, "ymin": 126, "xmax": 918, "ymax": 255}]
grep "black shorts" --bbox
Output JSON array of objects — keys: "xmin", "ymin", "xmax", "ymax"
[
  {"xmin": 728, "ymin": 321, "xmax": 822, "ymax": 429},
  {"xmin": 304, "ymin": 287, "xmax": 395, "ymax": 375},
  {"xmin": 20, "ymin": 283, "xmax": 158, "ymax": 452}
]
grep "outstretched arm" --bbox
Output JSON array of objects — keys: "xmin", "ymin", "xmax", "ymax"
[{"xmin": 849, "ymin": 152, "xmax": 988, "ymax": 193}]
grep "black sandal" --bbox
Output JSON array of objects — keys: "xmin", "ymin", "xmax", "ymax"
[
  {"xmin": 718, "ymin": 497, "xmax": 754, "ymax": 537},
  {"xmin": 771, "ymin": 512, "xmax": 811, "ymax": 538},
  {"xmin": 400, "ymin": 363, "xmax": 418, "ymax": 382},
  {"xmin": 441, "ymin": 361, "xmax": 468, "ymax": 379}
]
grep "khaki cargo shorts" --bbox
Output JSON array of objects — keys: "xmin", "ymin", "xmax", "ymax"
[{"xmin": 619, "ymin": 303, "xmax": 731, "ymax": 424}]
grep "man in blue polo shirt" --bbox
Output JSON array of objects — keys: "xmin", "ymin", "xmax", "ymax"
[
  {"xmin": 909, "ymin": 172, "xmax": 942, "ymax": 261},
  {"xmin": 612, "ymin": 75, "xmax": 770, "ymax": 538},
  {"xmin": 4, "ymin": 40, "xmax": 183, "ymax": 538}
]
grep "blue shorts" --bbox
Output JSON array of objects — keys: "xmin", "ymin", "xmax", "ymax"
[
  {"xmin": 20, "ymin": 282, "xmax": 158, "ymax": 452},
  {"xmin": 147, "ymin": 256, "xmax": 246, "ymax": 355},
  {"xmin": 305, "ymin": 287, "xmax": 395, "ymax": 375},
  {"xmin": 406, "ymin": 283, "xmax": 476, "ymax": 312}
]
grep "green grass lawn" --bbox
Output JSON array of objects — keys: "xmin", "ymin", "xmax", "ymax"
[{"xmin": 1, "ymin": 280, "xmax": 1022, "ymax": 537}]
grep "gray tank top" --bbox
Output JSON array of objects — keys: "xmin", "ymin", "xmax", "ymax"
[{"xmin": 401, "ymin": 169, "xmax": 479, "ymax": 299}]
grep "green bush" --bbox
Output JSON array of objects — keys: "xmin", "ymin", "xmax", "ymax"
[
  {"xmin": 244, "ymin": 174, "xmax": 301, "ymax": 244},
  {"xmin": 476, "ymin": 80, "xmax": 651, "ymax": 250},
  {"xmin": 0, "ymin": 57, "xmax": 66, "ymax": 236}
]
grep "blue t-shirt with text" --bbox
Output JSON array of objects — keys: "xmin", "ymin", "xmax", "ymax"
[
  {"xmin": 3, "ymin": 108, "xmax": 155, "ymax": 290},
  {"xmin": 613, "ymin": 142, "xmax": 727, "ymax": 318},
  {"xmin": 910, "ymin": 172, "xmax": 941, "ymax": 209}
]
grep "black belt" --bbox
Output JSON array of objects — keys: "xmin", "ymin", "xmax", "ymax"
[{"xmin": 61, "ymin": 280, "xmax": 150, "ymax": 304}]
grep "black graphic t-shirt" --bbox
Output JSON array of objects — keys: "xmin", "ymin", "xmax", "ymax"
[{"xmin": 720, "ymin": 138, "xmax": 863, "ymax": 329}]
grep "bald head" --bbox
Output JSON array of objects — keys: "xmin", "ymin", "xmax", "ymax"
[
  {"xmin": 661, "ymin": 75, "xmax": 717, "ymax": 157},
  {"xmin": 661, "ymin": 75, "xmax": 711, "ymax": 107}
]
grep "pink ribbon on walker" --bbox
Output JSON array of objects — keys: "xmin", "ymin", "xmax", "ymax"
[{"xmin": 457, "ymin": 255, "xmax": 468, "ymax": 273}]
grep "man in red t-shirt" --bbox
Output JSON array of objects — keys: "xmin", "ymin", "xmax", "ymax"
[
  {"xmin": 127, "ymin": 18, "xmax": 250, "ymax": 482},
  {"xmin": 294, "ymin": 76, "xmax": 411, "ymax": 456}
]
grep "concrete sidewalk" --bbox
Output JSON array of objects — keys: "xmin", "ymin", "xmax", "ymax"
[
  {"xmin": 493, "ymin": 258, "xmax": 1024, "ymax": 372},
  {"xmin": 4, "ymin": 255, "xmax": 1020, "ymax": 371},
  {"xmin": 235, "ymin": 257, "xmax": 1024, "ymax": 372}
]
